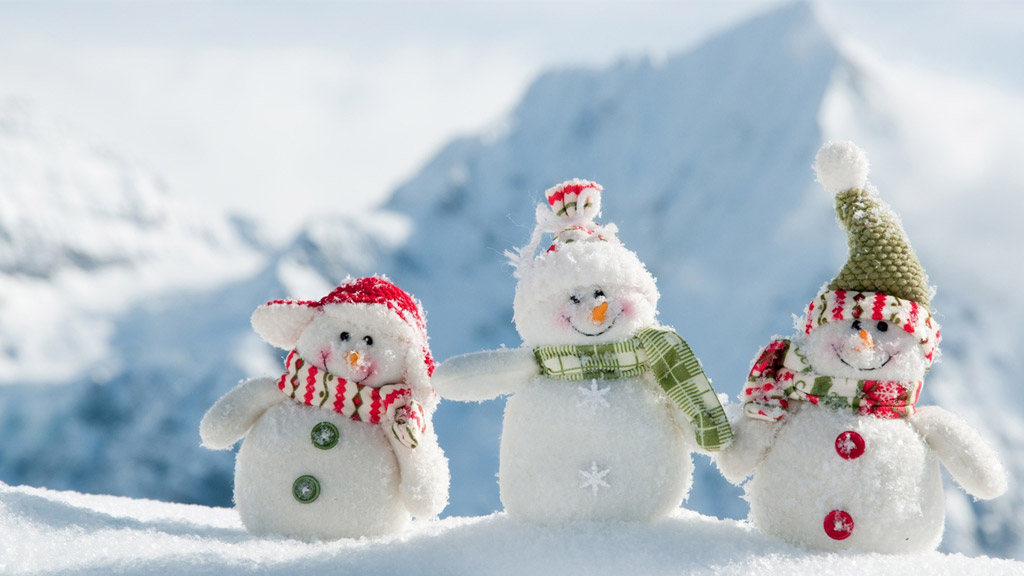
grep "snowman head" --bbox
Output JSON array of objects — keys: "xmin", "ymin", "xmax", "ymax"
[
  {"xmin": 794, "ymin": 142, "xmax": 942, "ymax": 379},
  {"xmin": 509, "ymin": 180, "xmax": 659, "ymax": 347},
  {"xmin": 290, "ymin": 308, "xmax": 411, "ymax": 387},
  {"xmin": 250, "ymin": 276, "xmax": 437, "ymax": 408},
  {"xmin": 797, "ymin": 316, "xmax": 927, "ymax": 381}
]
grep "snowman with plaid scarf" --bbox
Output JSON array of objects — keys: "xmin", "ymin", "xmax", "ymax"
[
  {"xmin": 716, "ymin": 142, "xmax": 1006, "ymax": 552},
  {"xmin": 200, "ymin": 277, "xmax": 449, "ymax": 540},
  {"xmin": 433, "ymin": 180, "xmax": 732, "ymax": 523}
]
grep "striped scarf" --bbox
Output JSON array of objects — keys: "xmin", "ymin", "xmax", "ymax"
[
  {"xmin": 277, "ymin": 350, "xmax": 426, "ymax": 448},
  {"xmin": 741, "ymin": 339, "xmax": 922, "ymax": 422},
  {"xmin": 533, "ymin": 327, "xmax": 732, "ymax": 451}
]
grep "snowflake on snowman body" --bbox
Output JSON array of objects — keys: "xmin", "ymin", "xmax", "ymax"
[
  {"xmin": 433, "ymin": 179, "xmax": 732, "ymax": 524},
  {"xmin": 716, "ymin": 142, "xmax": 1007, "ymax": 553},
  {"xmin": 200, "ymin": 277, "xmax": 449, "ymax": 541}
]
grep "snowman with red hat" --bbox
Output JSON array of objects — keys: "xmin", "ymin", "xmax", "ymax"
[
  {"xmin": 716, "ymin": 142, "xmax": 1007, "ymax": 552},
  {"xmin": 433, "ymin": 180, "xmax": 732, "ymax": 524},
  {"xmin": 200, "ymin": 276, "xmax": 449, "ymax": 540}
]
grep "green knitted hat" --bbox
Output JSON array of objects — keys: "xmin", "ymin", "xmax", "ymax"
[{"xmin": 814, "ymin": 141, "xmax": 931, "ymax": 308}]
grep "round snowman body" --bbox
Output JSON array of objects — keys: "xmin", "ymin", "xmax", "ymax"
[
  {"xmin": 499, "ymin": 373, "xmax": 692, "ymax": 523},
  {"xmin": 746, "ymin": 405, "xmax": 944, "ymax": 552},
  {"xmin": 235, "ymin": 401, "xmax": 408, "ymax": 540}
]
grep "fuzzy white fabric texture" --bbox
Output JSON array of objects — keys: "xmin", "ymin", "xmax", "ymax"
[
  {"xmin": 200, "ymin": 277, "xmax": 449, "ymax": 541},
  {"xmin": 716, "ymin": 143, "xmax": 1006, "ymax": 553},
  {"xmin": 814, "ymin": 140, "xmax": 870, "ymax": 196},
  {"xmin": 434, "ymin": 180, "xmax": 709, "ymax": 524}
]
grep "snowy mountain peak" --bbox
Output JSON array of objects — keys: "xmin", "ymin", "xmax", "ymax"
[
  {"xmin": 0, "ymin": 99, "xmax": 261, "ymax": 383},
  {"xmin": 385, "ymin": 2, "xmax": 833, "ymax": 219},
  {"xmin": 384, "ymin": 0, "xmax": 841, "ymax": 363}
]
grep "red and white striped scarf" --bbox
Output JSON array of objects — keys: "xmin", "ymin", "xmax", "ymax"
[
  {"xmin": 277, "ymin": 350, "xmax": 426, "ymax": 448},
  {"xmin": 741, "ymin": 339, "xmax": 922, "ymax": 422}
]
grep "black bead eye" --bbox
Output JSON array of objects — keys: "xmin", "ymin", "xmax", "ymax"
[
  {"xmin": 339, "ymin": 331, "xmax": 350, "ymax": 342},
  {"xmin": 876, "ymin": 321, "xmax": 888, "ymax": 332},
  {"xmin": 851, "ymin": 320, "xmax": 862, "ymax": 331},
  {"xmin": 569, "ymin": 295, "xmax": 581, "ymax": 304},
  {"xmin": 594, "ymin": 289, "xmax": 605, "ymax": 299},
  {"xmin": 363, "ymin": 335, "xmax": 373, "ymax": 346}
]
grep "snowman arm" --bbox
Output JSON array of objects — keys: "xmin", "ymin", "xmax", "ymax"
[
  {"xmin": 910, "ymin": 405, "xmax": 1007, "ymax": 500},
  {"xmin": 713, "ymin": 403, "xmax": 779, "ymax": 484},
  {"xmin": 388, "ymin": 424, "xmax": 451, "ymax": 518},
  {"xmin": 432, "ymin": 348, "xmax": 538, "ymax": 401},
  {"xmin": 200, "ymin": 377, "xmax": 284, "ymax": 450}
]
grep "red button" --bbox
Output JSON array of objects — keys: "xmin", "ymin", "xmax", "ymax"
[
  {"xmin": 824, "ymin": 509, "xmax": 854, "ymax": 540},
  {"xmin": 835, "ymin": 430, "xmax": 865, "ymax": 460}
]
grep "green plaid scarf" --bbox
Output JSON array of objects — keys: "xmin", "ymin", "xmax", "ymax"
[{"xmin": 533, "ymin": 327, "xmax": 732, "ymax": 451}]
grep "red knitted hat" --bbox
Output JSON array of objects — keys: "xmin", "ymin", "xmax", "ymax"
[
  {"xmin": 252, "ymin": 276, "xmax": 435, "ymax": 378},
  {"xmin": 320, "ymin": 277, "xmax": 426, "ymax": 332},
  {"xmin": 320, "ymin": 277, "xmax": 433, "ymax": 376}
]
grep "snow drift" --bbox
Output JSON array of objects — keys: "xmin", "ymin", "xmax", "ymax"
[{"xmin": 2, "ymin": 482, "xmax": 1022, "ymax": 576}]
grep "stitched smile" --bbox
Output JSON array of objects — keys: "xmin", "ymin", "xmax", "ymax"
[
  {"xmin": 571, "ymin": 316, "xmax": 618, "ymax": 337},
  {"xmin": 834, "ymin": 345, "xmax": 894, "ymax": 371},
  {"xmin": 346, "ymin": 366, "xmax": 372, "ymax": 385}
]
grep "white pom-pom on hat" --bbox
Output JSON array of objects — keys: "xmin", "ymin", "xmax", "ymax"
[
  {"xmin": 540, "ymin": 179, "xmax": 603, "ymax": 231},
  {"xmin": 814, "ymin": 141, "xmax": 870, "ymax": 195}
]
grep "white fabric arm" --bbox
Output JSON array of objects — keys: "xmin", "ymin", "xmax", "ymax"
[
  {"xmin": 199, "ymin": 377, "xmax": 284, "ymax": 450},
  {"xmin": 911, "ymin": 405, "xmax": 1007, "ymax": 500},
  {"xmin": 432, "ymin": 348, "xmax": 538, "ymax": 402}
]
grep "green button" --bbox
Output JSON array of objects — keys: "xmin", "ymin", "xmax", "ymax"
[
  {"xmin": 310, "ymin": 421, "xmax": 340, "ymax": 450},
  {"xmin": 292, "ymin": 475, "xmax": 320, "ymax": 503}
]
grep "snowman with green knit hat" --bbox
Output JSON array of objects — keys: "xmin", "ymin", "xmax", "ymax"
[
  {"xmin": 433, "ymin": 179, "xmax": 732, "ymax": 523},
  {"xmin": 716, "ymin": 141, "xmax": 1007, "ymax": 553}
]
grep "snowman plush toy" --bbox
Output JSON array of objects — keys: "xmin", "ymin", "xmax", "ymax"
[
  {"xmin": 433, "ymin": 179, "xmax": 732, "ymax": 524},
  {"xmin": 716, "ymin": 142, "xmax": 1007, "ymax": 553},
  {"xmin": 200, "ymin": 276, "xmax": 449, "ymax": 540}
]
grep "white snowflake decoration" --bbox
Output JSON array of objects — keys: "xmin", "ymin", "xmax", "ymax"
[
  {"xmin": 579, "ymin": 461, "xmax": 611, "ymax": 496},
  {"xmin": 577, "ymin": 379, "xmax": 611, "ymax": 412}
]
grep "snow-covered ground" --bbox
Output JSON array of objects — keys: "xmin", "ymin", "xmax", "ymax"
[
  {"xmin": 2, "ymin": 482, "xmax": 1021, "ymax": 576},
  {"xmin": 1, "ymin": 0, "xmax": 1023, "ymax": 568}
]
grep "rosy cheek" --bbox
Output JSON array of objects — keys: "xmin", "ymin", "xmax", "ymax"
[
  {"xmin": 557, "ymin": 311, "xmax": 572, "ymax": 327},
  {"xmin": 829, "ymin": 338, "xmax": 849, "ymax": 354},
  {"xmin": 316, "ymin": 347, "xmax": 332, "ymax": 370},
  {"xmin": 619, "ymin": 299, "xmax": 634, "ymax": 318}
]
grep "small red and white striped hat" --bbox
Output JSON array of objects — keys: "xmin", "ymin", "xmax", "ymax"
[{"xmin": 510, "ymin": 179, "xmax": 660, "ymax": 343}]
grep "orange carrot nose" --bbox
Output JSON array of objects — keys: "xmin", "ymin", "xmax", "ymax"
[
  {"xmin": 591, "ymin": 301, "xmax": 609, "ymax": 325},
  {"xmin": 858, "ymin": 329, "xmax": 874, "ymax": 351},
  {"xmin": 345, "ymin": 351, "xmax": 362, "ymax": 367}
]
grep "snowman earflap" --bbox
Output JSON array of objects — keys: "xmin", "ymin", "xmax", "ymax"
[{"xmin": 251, "ymin": 300, "xmax": 318, "ymax": 350}]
